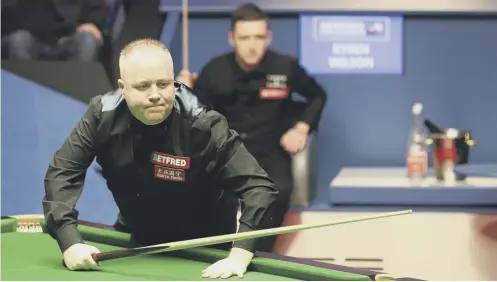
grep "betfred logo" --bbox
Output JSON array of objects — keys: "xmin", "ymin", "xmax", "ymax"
[{"xmin": 151, "ymin": 151, "xmax": 190, "ymax": 169}]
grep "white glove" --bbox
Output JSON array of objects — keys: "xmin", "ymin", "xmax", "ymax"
[
  {"xmin": 63, "ymin": 243, "xmax": 101, "ymax": 271},
  {"xmin": 201, "ymin": 247, "xmax": 254, "ymax": 279}
]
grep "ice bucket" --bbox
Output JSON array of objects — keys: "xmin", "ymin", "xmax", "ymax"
[{"xmin": 426, "ymin": 129, "xmax": 475, "ymax": 182}]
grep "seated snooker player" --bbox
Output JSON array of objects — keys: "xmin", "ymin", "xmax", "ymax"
[{"xmin": 42, "ymin": 38, "xmax": 279, "ymax": 279}]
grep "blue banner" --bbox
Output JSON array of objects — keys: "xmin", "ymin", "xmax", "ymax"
[{"xmin": 299, "ymin": 15, "xmax": 404, "ymax": 75}]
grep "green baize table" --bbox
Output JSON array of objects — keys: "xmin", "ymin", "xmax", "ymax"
[{"xmin": 1, "ymin": 216, "xmax": 419, "ymax": 281}]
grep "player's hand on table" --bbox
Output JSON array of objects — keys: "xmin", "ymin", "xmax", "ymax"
[
  {"xmin": 201, "ymin": 247, "xmax": 254, "ymax": 279},
  {"xmin": 63, "ymin": 243, "xmax": 101, "ymax": 271}
]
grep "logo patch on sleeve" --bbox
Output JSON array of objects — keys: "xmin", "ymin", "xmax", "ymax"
[
  {"xmin": 154, "ymin": 165, "xmax": 186, "ymax": 182},
  {"xmin": 151, "ymin": 151, "xmax": 190, "ymax": 169}
]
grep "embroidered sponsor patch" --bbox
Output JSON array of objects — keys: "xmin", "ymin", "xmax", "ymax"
[
  {"xmin": 151, "ymin": 151, "xmax": 190, "ymax": 169},
  {"xmin": 154, "ymin": 165, "xmax": 186, "ymax": 182}
]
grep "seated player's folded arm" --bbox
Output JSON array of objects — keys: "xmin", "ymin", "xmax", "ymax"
[
  {"xmin": 290, "ymin": 59, "xmax": 328, "ymax": 130},
  {"xmin": 191, "ymin": 110, "xmax": 278, "ymax": 252},
  {"xmin": 43, "ymin": 96, "xmax": 102, "ymax": 252}
]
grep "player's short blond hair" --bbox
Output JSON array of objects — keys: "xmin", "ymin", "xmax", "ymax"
[
  {"xmin": 118, "ymin": 39, "xmax": 172, "ymax": 80},
  {"xmin": 120, "ymin": 38, "xmax": 170, "ymax": 58}
]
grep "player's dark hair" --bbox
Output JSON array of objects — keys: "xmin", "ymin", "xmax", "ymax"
[{"xmin": 230, "ymin": 3, "xmax": 269, "ymax": 31}]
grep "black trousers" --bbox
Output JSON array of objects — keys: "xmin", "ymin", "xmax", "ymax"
[
  {"xmin": 114, "ymin": 192, "xmax": 239, "ymax": 251},
  {"xmin": 244, "ymin": 141, "xmax": 294, "ymax": 253}
]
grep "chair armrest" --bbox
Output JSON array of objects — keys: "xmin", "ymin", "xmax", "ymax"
[{"xmin": 290, "ymin": 132, "xmax": 318, "ymax": 207}]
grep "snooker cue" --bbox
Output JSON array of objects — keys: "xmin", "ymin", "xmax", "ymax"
[
  {"xmin": 182, "ymin": 0, "xmax": 188, "ymax": 71},
  {"xmin": 90, "ymin": 210, "xmax": 412, "ymax": 263}
]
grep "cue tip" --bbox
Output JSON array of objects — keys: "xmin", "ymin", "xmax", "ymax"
[{"xmin": 374, "ymin": 274, "xmax": 398, "ymax": 281}]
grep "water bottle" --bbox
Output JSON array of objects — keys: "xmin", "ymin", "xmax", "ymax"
[{"xmin": 406, "ymin": 103, "xmax": 428, "ymax": 181}]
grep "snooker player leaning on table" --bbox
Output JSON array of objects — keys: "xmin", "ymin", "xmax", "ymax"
[{"xmin": 42, "ymin": 38, "xmax": 279, "ymax": 279}]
